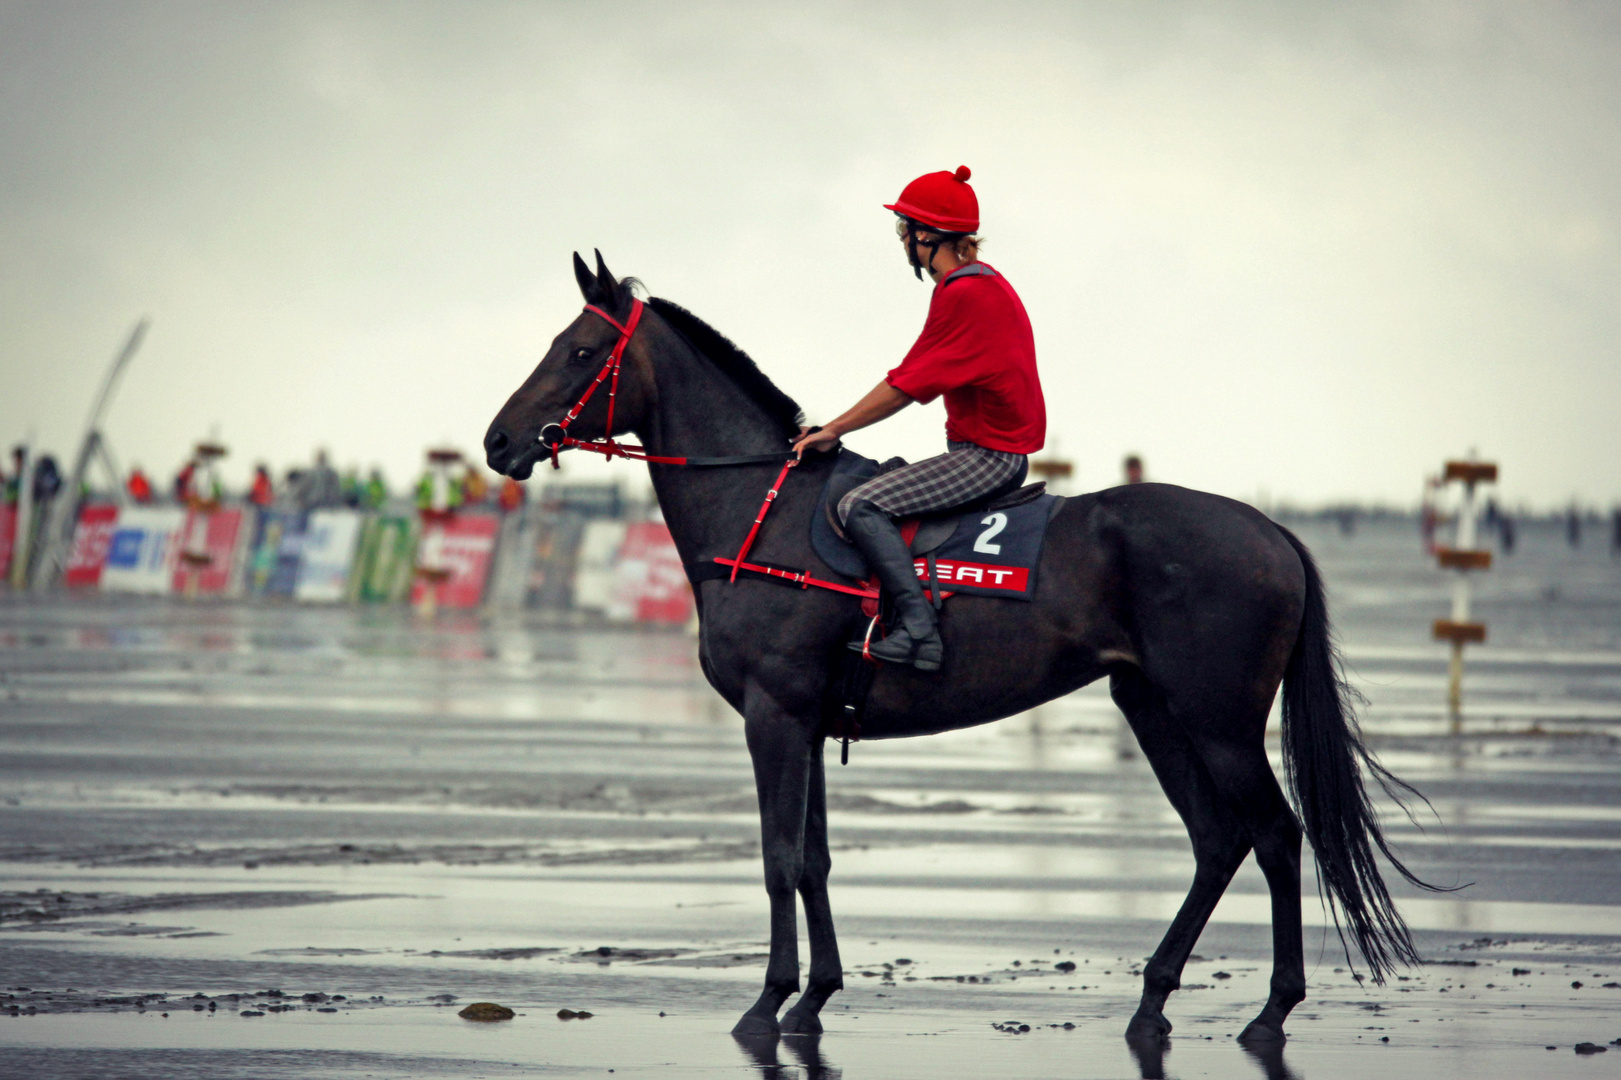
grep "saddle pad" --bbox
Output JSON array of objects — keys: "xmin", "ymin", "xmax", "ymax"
[
  {"xmin": 811, "ymin": 447, "xmax": 1061, "ymax": 599},
  {"xmin": 916, "ymin": 494, "xmax": 1059, "ymax": 600},
  {"xmin": 810, "ymin": 448, "xmax": 884, "ymax": 579}
]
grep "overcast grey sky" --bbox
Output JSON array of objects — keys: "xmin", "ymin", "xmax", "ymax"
[{"xmin": 2, "ymin": 0, "xmax": 1617, "ymax": 508}]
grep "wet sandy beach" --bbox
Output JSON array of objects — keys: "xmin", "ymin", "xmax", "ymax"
[{"xmin": 3, "ymin": 518, "xmax": 1620, "ymax": 1078}]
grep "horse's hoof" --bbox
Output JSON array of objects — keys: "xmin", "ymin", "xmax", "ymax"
[
  {"xmin": 1237, "ymin": 1018, "xmax": 1286, "ymax": 1045},
  {"xmin": 779, "ymin": 1008, "xmax": 823, "ymax": 1036},
  {"xmin": 731, "ymin": 1013, "xmax": 780, "ymax": 1036},
  {"xmin": 1125, "ymin": 1011, "xmax": 1172, "ymax": 1041}
]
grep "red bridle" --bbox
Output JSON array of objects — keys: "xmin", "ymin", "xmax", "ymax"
[
  {"xmin": 536, "ymin": 300, "xmax": 879, "ymax": 599},
  {"xmin": 538, "ymin": 300, "xmax": 648, "ymax": 469}
]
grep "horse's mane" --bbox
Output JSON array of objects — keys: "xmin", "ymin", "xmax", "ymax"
[{"xmin": 647, "ymin": 297, "xmax": 805, "ymax": 439}]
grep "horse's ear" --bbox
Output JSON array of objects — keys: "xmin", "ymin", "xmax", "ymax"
[
  {"xmin": 593, "ymin": 249, "xmax": 624, "ymax": 311},
  {"xmin": 573, "ymin": 251, "xmax": 604, "ymax": 305}
]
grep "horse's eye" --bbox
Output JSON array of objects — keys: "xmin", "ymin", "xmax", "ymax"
[{"xmin": 571, "ymin": 346, "xmax": 593, "ymax": 363}]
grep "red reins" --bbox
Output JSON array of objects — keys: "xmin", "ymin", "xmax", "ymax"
[{"xmin": 538, "ymin": 302, "xmax": 878, "ymax": 603}]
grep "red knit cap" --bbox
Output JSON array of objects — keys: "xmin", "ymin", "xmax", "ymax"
[{"xmin": 884, "ymin": 165, "xmax": 978, "ymax": 233}]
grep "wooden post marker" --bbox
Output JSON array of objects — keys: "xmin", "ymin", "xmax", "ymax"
[
  {"xmin": 180, "ymin": 439, "xmax": 228, "ymax": 599},
  {"xmin": 1028, "ymin": 448, "xmax": 1074, "ymax": 494},
  {"xmin": 413, "ymin": 447, "xmax": 463, "ymax": 619},
  {"xmin": 1431, "ymin": 456, "xmax": 1497, "ymax": 732}
]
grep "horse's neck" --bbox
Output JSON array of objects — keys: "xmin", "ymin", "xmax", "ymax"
[{"xmin": 637, "ymin": 330, "xmax": 791, "ymax": 565}]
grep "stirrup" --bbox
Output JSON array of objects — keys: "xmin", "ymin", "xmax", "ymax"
[{"xmin": 848, "ymin": 627, "xmax": 943, "ymax": 672}]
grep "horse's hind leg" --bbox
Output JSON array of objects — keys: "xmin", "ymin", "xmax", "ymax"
[
  {"xmin": 1188, "ymin": 733, "xmax": 1306, "ymax": 1044},
  {"xmin": 733, "ymin": 686, "xmax": 817, "ymax": 1036},
  {"xmin": 1112, "ymin": 669, "xmax": 1253, "ymax": 1042},
  {"xmin": 781, "ymin": 738, "xmax": 843, "ymax": 1034}
]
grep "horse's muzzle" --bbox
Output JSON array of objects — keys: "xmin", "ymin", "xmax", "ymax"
[{"xmin": 483, "ymin": 422, "xmax": 537, "ymax": 479}]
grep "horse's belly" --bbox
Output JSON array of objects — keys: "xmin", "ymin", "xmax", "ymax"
[{"xmin": 855, "ymin": 664, "xmax": 1101, "ymax": 740}]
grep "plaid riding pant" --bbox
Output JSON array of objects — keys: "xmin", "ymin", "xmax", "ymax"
[{"xmin": 837, "ymin": 441, "xmax": 1027, "ymax": 525}]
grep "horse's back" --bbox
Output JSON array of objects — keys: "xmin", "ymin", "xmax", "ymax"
[
  {"xmin": 1053, "ymin": 483, "xmax": 1306, "ymax": 714},
  {"xmin": 1057, "ymin": 483, "xmax": 1303, "ymax": 595}
]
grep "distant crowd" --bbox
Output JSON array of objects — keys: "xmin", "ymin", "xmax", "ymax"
[
  {"xmin": 3, "ymin": 445, "xmax": 529, "ymax": 517},
  {"xmin": 6, "ymin": 443, "xmax": 1621, "ymax": 552}
]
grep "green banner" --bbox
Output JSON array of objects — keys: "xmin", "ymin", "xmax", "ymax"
[{"xmin": 351, "ymin": 515, "xmax": 419, "ymax": 602}]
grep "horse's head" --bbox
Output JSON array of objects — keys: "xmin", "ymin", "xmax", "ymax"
[{"xmin": 484, "ymin": 250, "xmax": 653, "ymax": 479}]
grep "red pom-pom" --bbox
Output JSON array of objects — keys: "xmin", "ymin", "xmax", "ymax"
[{"xmin": 954, "ymin": 165, "xmax": 972, "ymax": 182}]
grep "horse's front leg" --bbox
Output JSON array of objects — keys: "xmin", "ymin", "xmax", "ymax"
[
  {"xmin": 781, "ymin": 737, "xmax": 841, "ymax": 1034},
  {"xmin": 733, "ymin": 683, "xmax": 818, "ymax": 1036}
]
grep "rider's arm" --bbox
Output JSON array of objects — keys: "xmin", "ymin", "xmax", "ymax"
[{"xmin": 792, "ymin": 381, "xmax": 912, "ymax": 455}]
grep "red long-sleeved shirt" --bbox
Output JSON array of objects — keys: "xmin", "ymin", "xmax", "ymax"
[{"xmin": 885, "ymin": 263, "xmax": 1046, "ymax": 454}]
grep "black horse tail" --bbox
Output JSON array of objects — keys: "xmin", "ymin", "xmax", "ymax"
[{"xmin": 1276, "ymin": 525, "xmax": 1445, "ymax": 984}]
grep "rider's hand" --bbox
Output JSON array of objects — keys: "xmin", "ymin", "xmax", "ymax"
[{"xmin": 792, "ymin": 426, "xmax": 841, "ymax": 459}]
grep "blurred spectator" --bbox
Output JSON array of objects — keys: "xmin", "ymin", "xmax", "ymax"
[
  {"xmin": 297, "ymin": 450, "xmax": 343, "ymax": 511},
  {"xmin": 340, "ymin": 467, "xmax": 362, "ymax": 508},
  {"xmin": 284, "ymin": 468, "xmax": 306, "ymax": 508},
  {"xmin": 127, "ymin": 466, "xmax": 153, "ymax": 504},
  {"xmin": 1498, "ymin": 514, "xmax": 1516, "ymax": 555},
  {"xmin": 173, "ymin": 460, "xmax": 195, "ymax": 503},
  {"xmin": 32, "ymin": 454, "xmax": 61, "ymax": 505},
  {"xmin": 1612, "ymin": 508, "xmax": 1621, "ymax": 558},
  {"xmin": 248, "ymin": 465, "xmax": 274, "ymax": 507},
  {"xmin": 416, "ymin": 467, "xmax": 463, "ymax": 513},
  {"xmin": 5, "ymin": 446, "xmax": 25, "ymax": 504},
  {"xmin": 499, "ymin": 476, "xmax": 526, "ymax": 513},
  {"xmin": 1567, "ymin": 506, "xmax": 1582, "ymax": 548},
  {"xmin": 364, "ymin": 469, "xmax": 389, "ymax": 510},
  {"xmin": 1123, "ymin": 454, "xmax": 1145, "ymax": 484},
  {"xmin": 462, "ymin": 466, "xmax": 490, "ymax": 506},
  {"xmin": 177, "ymin": 458, "xmax": 222, "ymax": 506},
  {"xmin": 1420, "ymin": 475, "xmax": 1440, "ymax": 553}
]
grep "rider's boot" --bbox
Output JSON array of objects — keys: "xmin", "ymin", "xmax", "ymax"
[{"xmin": 843, "ymin": 500, "xmax": 943, "ymax": 672}]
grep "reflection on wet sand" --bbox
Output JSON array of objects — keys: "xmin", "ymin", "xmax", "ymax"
[
  {"xmin": 734, "ymin": 1031, "xmax": 840, "ymax": 1079},
  {"xmin": 1124, "ymin": 1029, "xmax": 1301, "ymax": 1080}
]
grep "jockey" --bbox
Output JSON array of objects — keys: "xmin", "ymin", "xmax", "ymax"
[{"xmin": 792, "ymin": 166, "xmax": 1046, "ymax": 671}]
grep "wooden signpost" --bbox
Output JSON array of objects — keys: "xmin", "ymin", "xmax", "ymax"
[
  {"xmin": 1027, "ymin": 449, "xmax": 1074, "ymax": 494},
  {"xmin": 179, "ymin": 439, "xmax": 228, "ymax": 598},
  {"xmin": 1431, "ymin": 457, "xmax": 1498, "ymax": 731},
  {"xmin": 413, "ymin": 447, "xmax": 463, "ymax": 618}
]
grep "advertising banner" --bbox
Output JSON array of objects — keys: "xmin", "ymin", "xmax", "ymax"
[
  {"xmin": 352, "ymin": 515, "xmax": 418, "ymax": 602},
  {"xmin": 572, "ymin": 520, "xmax": 628, "ymax": 615},
  {"xmin": 63, "ymin": 503, "xmax": 120, "ymax": 588},
  {"xmin": 610, "ymin": 521, "xmax": 694, "ymax": 625},
  {"xmin": 0, "ymin": 504, "xmax": 20, "ymax": 581},
  {"xmin": 171, "ymin": 507, "xmax": 248, "ymax": 596},
  {"xmin": 246, "ymin": 511, "xmax": 306, "ymax": 597},
  {"xmin": 410, "ymin": 512, "xmax": 499, "ymax": 609},
  {"xmin": 101, "ymin": 506, "xmax": 185, "ymax": 594},
  {"xmin": 294, "ymin": 509, "xmax": 364, "ymax": 602},
  {"xmin": 527, "ymin": 512, "xmax": 587, "ymax": 611},
  {"xmin": 483, "ymin": 509, "xmax": 535, "ymax": 611}
]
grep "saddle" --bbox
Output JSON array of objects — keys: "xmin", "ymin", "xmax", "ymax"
[{"xmin": 810, "ymin": 448, "xmax": 1059, "ymax": 594}]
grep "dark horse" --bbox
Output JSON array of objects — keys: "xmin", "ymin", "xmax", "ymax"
[{"xmin": 485, "ymin": 253, "xmax": 1435, "ymax": 1046}]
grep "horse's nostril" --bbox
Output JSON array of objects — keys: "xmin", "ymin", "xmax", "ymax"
[{"xmin": 488, "ymin": 429, "xmax": 510, "ymax": 452}]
